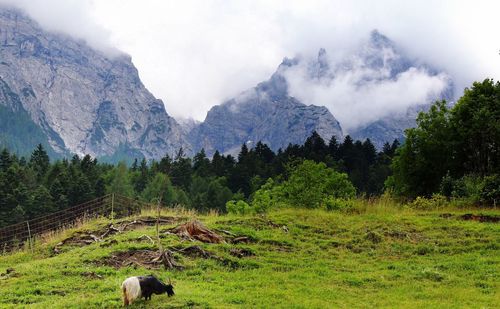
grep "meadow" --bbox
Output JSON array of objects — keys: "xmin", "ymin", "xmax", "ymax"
[{"xmin": 0, "ymin": 202, "xmax": 498, "ymax": 308}]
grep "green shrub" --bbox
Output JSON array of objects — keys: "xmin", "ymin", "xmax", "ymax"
[
  {"xmin": 283, "ymin": 160, "xmax": 356, "ymax": 208},
  {"xmin": 451, "ymin": 175, "xmax": 483, "ymax": 202},
  {"xmin": 440, "ymin": 174, "xmax": 500, "ymax": 206},
  {"xmin": 408, "ymin": 194, "xmax": 448, "ymax": 210},
  {"xmin": 248, "ymin": 161, "xmax": 356, "ymax": 212},
  {"xmin": 226, "ymin": 200, "xmax": 252, "ymax": 215},
  {"xmin": 251, "ymin": 178, "xmax": 285, "ymax": 213},
  {"xmin": 324, "ymin": 197, "xmax": 354, "ymax": 212},
  {"xmin": 480, "ymin": 174, "xmax": 500, "ymax": 206}
]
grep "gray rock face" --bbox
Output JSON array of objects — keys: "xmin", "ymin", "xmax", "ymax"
[
  {"xmin": 0, "ymin": 8, "xmax": 189, "ymax": 159},
  {"xmin": 189, "ymin": 61, "xmax": 343, "ymax": 156}
]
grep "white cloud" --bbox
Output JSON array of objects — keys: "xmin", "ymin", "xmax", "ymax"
[
  {"xmin": 0, "ymin": 0, "xmax": 118, "ymax": 55},
  {"xmin": 285, "ymin": 64, "xmax": 450, "ymax": 131},
  {"xmin": 1, "ymin": 0, "xmax": 499, "ymax": 122}
]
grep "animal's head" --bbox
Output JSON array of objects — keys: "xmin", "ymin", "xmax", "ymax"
[{"xmin": 165, "ymin": 278, "xmax": 175, "ymax": 297}]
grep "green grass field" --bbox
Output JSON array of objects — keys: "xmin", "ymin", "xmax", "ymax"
[{"xmin": 0, "ymin": 205, "xmax": 499, "ymax": 308}]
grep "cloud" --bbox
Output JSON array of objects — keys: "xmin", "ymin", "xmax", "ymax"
[
  {"xmin": 282, "ymin": 36, "xmax": 452, "ymax": 131},
  {"xmin": 285, "ymin": 64, "xmax": 450, "ymax": 132},
  {"xmin": 0, "ymin": 0, "xmax": 118, "ymax": 55},
  {"xmin": 1, "ymin": 0, "xmax": 499, "ymax": 122}
]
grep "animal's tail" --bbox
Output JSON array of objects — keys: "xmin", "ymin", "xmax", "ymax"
[{"xmin": 122, "ymin": 285, "xmax": 129, "ymax": 306}]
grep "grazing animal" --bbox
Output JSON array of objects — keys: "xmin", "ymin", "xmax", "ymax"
[{"xmin": 121, "ymin": 275, "xmax": 174, "ymax": 306}]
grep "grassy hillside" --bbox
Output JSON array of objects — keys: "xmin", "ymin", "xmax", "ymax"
[{"xmin": 0, "ymin": 205, "xmax": 498, "ymax": 308}]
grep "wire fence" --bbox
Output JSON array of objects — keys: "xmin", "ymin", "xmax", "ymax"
[{"xmin": 0, "ymin": 193, "xmax": 144, "ymax": 254}]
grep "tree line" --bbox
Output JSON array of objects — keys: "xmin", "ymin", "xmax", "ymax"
[{"xmin": 0, "ymin": 131, "xmax": 398, "ymax": 227}]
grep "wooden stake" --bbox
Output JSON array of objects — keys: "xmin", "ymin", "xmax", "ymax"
[
  {"xmin": 111, "ymin": 193, "xmax": 115, "ymax": 223},
  {"xmin": 156, "ymin": 196, "xmax": 163, "ymax": 253},
  {"xmin": 26, "ymin": 221, "xmax": 33, "ymax": 254}
]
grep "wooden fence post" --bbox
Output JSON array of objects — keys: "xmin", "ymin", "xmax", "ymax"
[
  {"xmin": 111, "ymin": 193, "xmax": 115, "ymax": 223},
  {"xmin": 26, "ymin": 221, "xmax": 33, "ymax": 254}
]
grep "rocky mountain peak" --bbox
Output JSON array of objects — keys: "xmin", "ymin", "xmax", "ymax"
[{"xmin": 0, "ymin": 7, "xmax": 190, "ymax": 160}]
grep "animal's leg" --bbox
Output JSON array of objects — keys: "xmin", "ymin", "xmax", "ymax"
[{"xmin": 122, "ymin": 287, "xmax": 129, "ymax": 306}]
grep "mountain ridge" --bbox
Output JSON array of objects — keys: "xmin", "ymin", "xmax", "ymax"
[{"xmin": 0, "ymin": 7, "xmax": 190, "ymax": 159}]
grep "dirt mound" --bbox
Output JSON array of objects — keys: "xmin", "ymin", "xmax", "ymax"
[
  {"xmin": 54, "ymin": 216, "xmax": 183, "ymax": 253},
  {"xmin": 98, "ymin": 249, "xmax": 182, "ymax": 270},
  {"xmin": 81, "ymin": 271, "xmax": 103, "ymax": 279},
  {"xmin": 173, "ymin": 245, "xmax": 215, "ymax": 259},
  {"xmin": 117, "ymin": 216, "xmax": 181, "ymax": 231},
  {"xmin": 460, "ymin": 214, "xmax": 499, "ymax": 223},
  {"xmin": 167, "ymin": 220, "xmax": 224, "ymax": 243}
]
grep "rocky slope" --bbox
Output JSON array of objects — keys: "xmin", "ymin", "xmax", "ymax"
[
  {"xmin": 0, "ymin": 8, "xmax": 189, "ymax": 159},
  {"xmin": 189, "ymin": 58, "xmax": 344, "ymax": 156}
]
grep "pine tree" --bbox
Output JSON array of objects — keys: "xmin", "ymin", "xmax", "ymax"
[
  {"xmin": 30, "ymin": 144, "xmax": 50, "ymax": 180},
  {"xmin": 193, "ymin": 149, "xmax": 211, "ymax": 177},
  {"xmin": 0, "ymin": 148, "xmax": 12, "ymax": 172},
  {"xmin": 107, "ymin": 162, "xmax": 134, "ymax": 197}
]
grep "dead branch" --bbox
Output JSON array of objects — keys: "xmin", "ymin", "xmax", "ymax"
[
  {"xmin": 137, "ymin": 234, "xmax": 155, "ymax": 244},
  {"xmin": 168, "ymin": 220, "xmax": 224, "ymax": 243}
]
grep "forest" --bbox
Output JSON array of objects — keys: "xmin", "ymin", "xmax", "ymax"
[{"xmin": 0, "ymin": 79, "xmax": 498, "ymax": 228}]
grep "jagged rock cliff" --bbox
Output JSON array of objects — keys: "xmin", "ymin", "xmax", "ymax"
[
  {"xmin": 189, "ymin": 58, "xmax": 343, "ymax": 156},
  {"xmin": 0, "ymin": 8, "xmax": 189, "ymax": 159}
]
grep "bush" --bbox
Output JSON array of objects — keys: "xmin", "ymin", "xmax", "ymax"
[
  {"xmin": 451, "ymin": 175, "xmax": 483, "ymax": 202},
  {"xmin": 480, "ymin": 174, "xmax": 500, "ymax": 206},
  {"xmin": 283, "ymin": 160, "xmax": 356, "ymax": 208},
  {"xmin": 226, "ymin": 200, "xmax": 252, "ymax": 215},
  {"xmin": 408, "ymin": 194, "xmax": 448, "ymax": 210},
  {"xmin": 324, "ymin": 197, "xmax": 354, "ymax": 212},
  {"xmin": 247, "ymin": 161, "xmax": 356, "ymax": 212},
  {"xmin": 251, "ymin": 178, "xmax": 285, "ymax": 213},
  {"xmin": 440, "ymin": 174, "xmax": 499, "ymax": 206}
]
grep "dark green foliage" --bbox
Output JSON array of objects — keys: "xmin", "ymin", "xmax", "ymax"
[
  {"xmin": 171, "ymin": 148, "xmax": 193, "ymax": 190},
  {"xmin": 140, "ymin": 173, "xmax": 175, "ymax": 205},
  {"xmin": 106, "ymin": 162, "xmax": 134, "ymax": 197},
  {"xmin": 451, "ymin": 79, "xmax": 499, "ymax": 176},
  {"xmin": 0, "ymin": 122, "xmax": 399, "ymax": 226},
  {"xmin": 389, "ymin": 79, "xmax": 500, "ymax": 202},
  {"xmin": 30, "ymin": 144, "xmax": 50, "ymax": 181},
  {"xmin": 193, "ymin": 149, "xmax": 212, "ymax": 177},
  {"xmin": 282, "ymin": 160, "xmax": 356, "ymax": 208},
  {"xmin": 480, "ymin": 175, "xmax": 500, "ymax": 206}
]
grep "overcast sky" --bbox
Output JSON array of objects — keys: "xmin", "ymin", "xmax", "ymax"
[{"xmin": 2, "ymin": 0, "xmax": 500, "ymax": 122}]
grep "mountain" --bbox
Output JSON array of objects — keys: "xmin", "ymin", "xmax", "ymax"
[
  {"xmin": 189, "ymin": 58, "xmax": 344, "ymax": 156},
  {"xmin": 346, "ymin": 31, "xmax": 454, "ymax": 147},
  {"xmin": 0, "ymin": 8, "xmax": 189, "ymax": 159}
]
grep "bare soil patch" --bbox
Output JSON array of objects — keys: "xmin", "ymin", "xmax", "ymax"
[
  {"xmin": 460, "ymin": 214, "xmax": 499, "ymax": 223},
  {"xmin": 97, "ymin": 249, "xmax": 183, "ymax": 270},
  {"xmin": 439, "ymin": 213, "xmax": 499, "ymax": 223}
]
